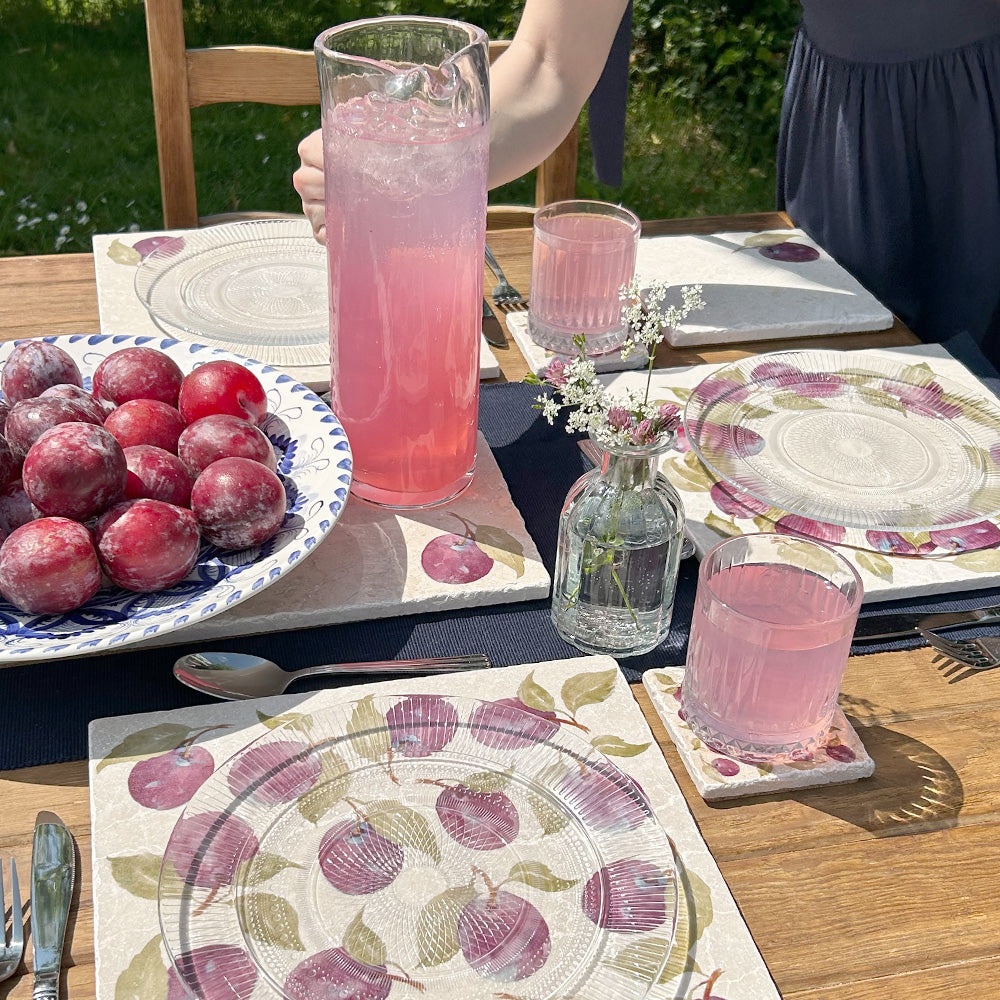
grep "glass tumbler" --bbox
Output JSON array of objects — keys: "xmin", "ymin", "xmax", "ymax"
[
  {"xmin": 680, "ymin": 533, "xmax": 863, "ymax": 762},
  {"xmin": 316, "ymin": 17, "xmax": 490, "ymax": 507},
  {"xmin": 527, "ymin": 199, "xmax": 640, "ymax": 356}
]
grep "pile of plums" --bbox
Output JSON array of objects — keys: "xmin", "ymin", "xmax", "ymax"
[{"xmin": 0, "ymin": 340, "xmax": 288, "ymax": 614}]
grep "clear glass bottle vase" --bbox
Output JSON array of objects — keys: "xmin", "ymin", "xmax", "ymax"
[{"xmin": 552, "ymin": 432, "xmax": 686, "ymax": 656}]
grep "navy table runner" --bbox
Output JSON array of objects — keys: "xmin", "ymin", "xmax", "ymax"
[{"xmin": 3, "ymin": 377, "xmax": 1000, "ymax": 771}]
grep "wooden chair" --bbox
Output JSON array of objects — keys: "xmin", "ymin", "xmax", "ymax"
[{"xmin": 143, "ymin": 0, "xmax": 579, "ymax": 230}]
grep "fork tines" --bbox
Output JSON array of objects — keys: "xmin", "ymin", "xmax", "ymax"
[
  {"xmin": 491, "ymin": 288, "xmax": 528, "ymax": 311},
  {"xmin": 918, "ymin": 628, "xmax": 994, "ymax": 667},
  {"xmin": 0, "ymin": 858, "xmax": 24, "ymax": 982}
]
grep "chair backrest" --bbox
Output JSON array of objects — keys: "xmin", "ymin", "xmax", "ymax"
[{"xmin": 144, "ymin": 0, "xmax": 579, "ymax": 229}]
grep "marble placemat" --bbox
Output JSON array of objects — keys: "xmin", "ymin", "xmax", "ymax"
[
  {"xmin": 635, "ymin": 229, "xmax": 893, "ymax": 347},
  {"xmin": 643, "ymin": 668, "xmax": 875, "ymax": 801},
  {"xmin": 506, "ymin": 310, "xmax": 648, "ymax": 377},
  {"xmin": 125, "ymin": 431, "xmax": 548, "ymax": 649},
  {"xmin": 88, "ymin": 656, "xmax": 780, "ymax": 1000},
  {"xmin": 604, "ymin": 343, "xmax": 1000, "ymax": 601},
  {"xmin": 91, "ymin": 228, "xmax": 501, "ymax": 390}
]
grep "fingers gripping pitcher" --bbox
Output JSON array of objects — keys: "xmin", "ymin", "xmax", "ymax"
[{"xmin": 316, "ymin": 18, "xmax": 489, "ymax": 507}]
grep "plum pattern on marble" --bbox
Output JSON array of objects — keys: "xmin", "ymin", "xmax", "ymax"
[
  {"xmin": 97, "ymin": 671, "xmax": 721, "ymax": 1000},
  {"xmin": 664, "ymin": 357, "xmax": 1000, "ymax": 585}
]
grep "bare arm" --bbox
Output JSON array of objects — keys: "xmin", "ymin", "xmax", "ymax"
[
  {"xmin": 487, "ymin": 0, "xmax": 629, "ymax": 188},
  {"xmin": 293, "ymin": 0, "xmax": 628, "ymax": 239}
]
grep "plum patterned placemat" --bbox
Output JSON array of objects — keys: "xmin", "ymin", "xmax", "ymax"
[
  {"xmin": 88, "ymin": 657, "xmax": 780, "ymax": 1000},
  {"xmin": 128, "ymin": 432, "xmax": 549, "ymax": 649},
  {"xmin": 634, "ymin": 229, "xmax": 893, "ymax": 347},
  {"xmin": 91, "ymin": 228, "xmax": 501, "ymax": 391},
  {"xmin": 505, "ymin": 310, "xmax": 648, "ymax": 377},
  {"xmin": 603, "ymin": 343, "xmax": 1000, "ymax": 602},
  {"xmin": 643, "ymin": 668, "xmax": 875, "ymax": 801}
]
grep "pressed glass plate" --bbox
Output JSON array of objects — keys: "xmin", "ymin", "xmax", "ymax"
[
  {"xmin": 134, "ymin": 220, "xmax": 328, "ymax": 351},
  {"xmin": 158, "ymin": 696, "xmax": 679, "ymax": 1000},
  {"xmin": 683, "ymin": 350, "xmax": 1000, "ymax": 532}
]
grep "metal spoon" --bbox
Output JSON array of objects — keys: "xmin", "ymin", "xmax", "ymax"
[{"xmin": 173, "ymin": 651, "xmax": 493, "ymax": 701}]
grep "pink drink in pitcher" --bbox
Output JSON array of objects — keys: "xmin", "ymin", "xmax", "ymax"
[
  {"xmin": 323, "ymin": 101, "xmax": 487, "ymax": 507},
  {"xmin": 528, "ymin": 200, "xmax": 640, "ymax": 356},
  {"xmin": 317, "ymin": 19, "xmax": 489, "ymax": 508},
  {"xmin": 681, "ymin": 535, "xmax": 863, "ymax": 761}
]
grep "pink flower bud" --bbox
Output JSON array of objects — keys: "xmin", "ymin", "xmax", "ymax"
[
  {"xmin": 607, "ymin": 406, "xmax": 633, "ymax": 431},
  {"xmin": 630, "ymin": 418, "xmax": 656, "ymax": 445},
  {"xmin": 657, "ymin": 402, "xmax": 681, "ymax": 431},
  {"xmin": 544, "ymin": 358, "xmax": 568, "ymax": 387}
]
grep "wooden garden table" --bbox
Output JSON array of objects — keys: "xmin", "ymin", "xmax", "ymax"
[{"xmin": 0, "ymin": 212, "xmax": 995, "ymax": 1000}]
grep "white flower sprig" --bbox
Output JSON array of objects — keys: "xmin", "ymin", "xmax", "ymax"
[{"xmin": 527, "ymin": 278, "xmax": 706, "ymax": 448}]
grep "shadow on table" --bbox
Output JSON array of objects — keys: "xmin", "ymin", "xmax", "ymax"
[
  {"xmin": 785, "ymin": 720, "xmax": 962, "ymax": 835},
  {"xmin": 0, "ymin": 760, "xmax": 91, "ymax": 787},
  {"xmin": 697, "ymin": 709, "xmax": 964, "ymax": 836}
]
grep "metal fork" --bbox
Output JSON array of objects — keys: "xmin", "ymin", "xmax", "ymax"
[
  {"xmin": 918, "ymin": 628, "xmax": 1000, "ymax": 671},
  {"xmin": 485, "ymin": 243, "xmax": 528, "ymax": 310},
  {"xmin": 0, "ymin": 858, "xmax": 24, "ymax": 983}
]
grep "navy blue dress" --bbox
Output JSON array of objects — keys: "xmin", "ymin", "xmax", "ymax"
[{"xmin": 777, "ymin": 1, "xmax": 1000, "ymax": 364}]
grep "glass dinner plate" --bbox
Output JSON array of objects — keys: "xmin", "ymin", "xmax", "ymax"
[
  {"xmin": 134, "ymin": 220, "xmax": 328, "ymax": 349},
  {"xmin": 683, "ymin": 350, "xmax": 1000, "ymax": 532},
  {"xmin": 158, "ymin": 696, "xmax": 679, "ymax": 1000}
]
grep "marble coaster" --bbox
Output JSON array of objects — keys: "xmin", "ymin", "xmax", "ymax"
[
  {"xmin": 643, "ymin": 668, "xmax": 875, "ymax": 801},
  {"xmin": 91, "ymin": 229, "xmax": 500, "ymax": 390},
  {"xmin": 134, "ymin": 431, "xmax": 550, "ymax": 649},
  {"xmin": 506, "ymin": 310, "xmax": 648, "ymax": 377}
]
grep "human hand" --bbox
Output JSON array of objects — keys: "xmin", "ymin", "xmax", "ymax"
[{"xmin": 292, "ymin": 129, "xmax": 326, "ymax": 243}]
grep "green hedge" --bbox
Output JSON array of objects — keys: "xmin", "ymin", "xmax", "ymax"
[
  {"xmin": 0, "ymin": 1, "xmax": 796, "ymax": 254},
  {"xmin": 633, "ymin": 1, "xmax": 800, "ymax": 160}
]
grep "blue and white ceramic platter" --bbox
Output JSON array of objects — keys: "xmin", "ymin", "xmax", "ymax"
[{"xmin": 0, "ymin": 334, "xmax": 351, "ymax": 661}]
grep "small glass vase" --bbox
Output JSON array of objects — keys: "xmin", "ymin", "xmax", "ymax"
[{"xmin": 552, "ymin": 432, "xmax": 686, "ymax": 656}]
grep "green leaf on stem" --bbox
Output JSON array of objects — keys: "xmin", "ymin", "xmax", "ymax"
[
  {"xmin": 507, "ymin": 861, "xmax": 578, "ymax": 892},
  {"xmin": 517, "ymin": 670, "xmax": 555, "ymax": 712},
  {"xmin": 417, "ymin": 885, "xmax": 476, "ymax": 967},
  {"xmin": 343, "ymin": 910, "xmax": 387, "ymax": 968},
  {"xmin": 107, "ymin": 238, "xmax": 141, "ymax": 265},
  {"xmin": 591, "ymin": 734, "xmax": 652, "ymax": 757},
  {"xmin": 97, "ymin": 723, "xmax": 195, "ymax": 772},
  {"xmin": 114, "ymin": 936, "xmax": 168, "ymax": 1000},
  {"xmin": 561, "ymin": 667, "xmax": 618, "ymax": 714},
  {"xmin": 346, "ymin": 695, "xmax": 390, "ymax": 762},
  {"xmin": 109, "ymin": 854, "xmax": 164, "ymax": 900}
]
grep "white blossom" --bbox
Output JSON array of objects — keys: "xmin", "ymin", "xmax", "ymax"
[{"xmin": 527, "ymin": 279, "xmax": 705, "ymax": 447}]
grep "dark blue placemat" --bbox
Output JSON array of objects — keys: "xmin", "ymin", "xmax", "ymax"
[{"xmin": 4, "ymin": 370, "xmax": 1000, "ymax": 771}]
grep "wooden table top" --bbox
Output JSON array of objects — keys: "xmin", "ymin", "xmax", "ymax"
[{"xmin": 0, "ymin": 212, "xmax": 995, "ymax": 1000}]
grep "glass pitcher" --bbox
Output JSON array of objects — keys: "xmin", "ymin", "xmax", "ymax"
[{"xmin": 315, "ymin": 18, "xmax": 490, "ymax": 508}]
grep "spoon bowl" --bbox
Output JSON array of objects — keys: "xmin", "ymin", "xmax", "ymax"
[{"xmin": 173, "ymin": 650, "xmax": 493, "ymax": 700}]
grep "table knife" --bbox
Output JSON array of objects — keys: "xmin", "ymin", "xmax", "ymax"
[
  {"xmin": 854, "ymin": 603, "xmax": 1000, "ymax": 641},
  {"xmin": 30, "ymin": 812, "xmax": 75, "ymax": 1000},
  {"xmin": 481, "ymin": 298, "xmax": 507, "ymax": 348}
]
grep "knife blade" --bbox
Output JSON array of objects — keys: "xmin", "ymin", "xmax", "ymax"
[
  {"xmin": 31, "ymin": 811, "xmax": 75, "ymax": 1000},
  {"xmin": 854, "ymin": 603, "xmax": 1000, "ymax": 640},
  {"xmin": 481, "ymin": 298, "xmax": 507, "ymax": 349}
]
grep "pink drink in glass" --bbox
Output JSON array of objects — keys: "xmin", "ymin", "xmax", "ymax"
[
  {"xmin": 528, "ymin": 200, "xmax": 640, "ymax": 356},
  {"xmin": 681, "ymin": 534, "xmax": 863, "ymax": 761}
]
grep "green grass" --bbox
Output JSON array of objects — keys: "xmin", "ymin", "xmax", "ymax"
[{"xmin": 0, "ymin": 2, "xmax": 777, "ymax": 257}]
